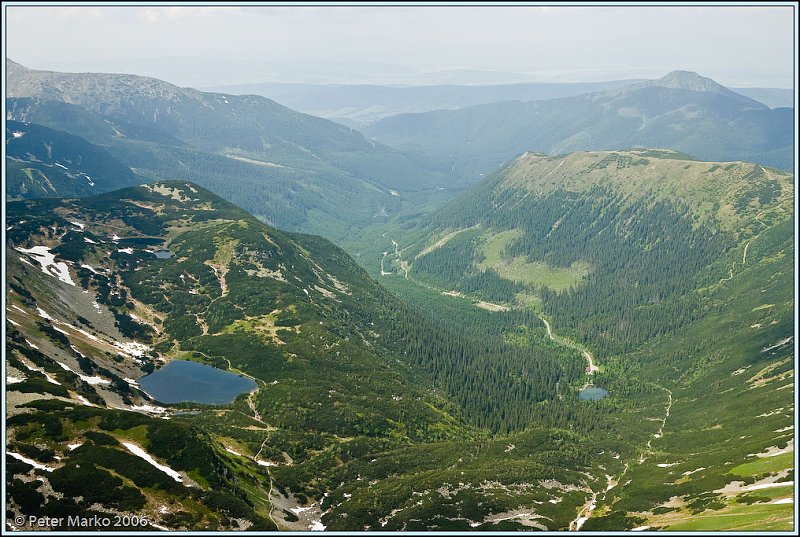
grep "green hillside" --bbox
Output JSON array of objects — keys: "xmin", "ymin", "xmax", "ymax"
[
  {"xmin": 6, "ymin": 181, "xmax": 658, "ymax": 530},
  {"xmin": 365, "ymin": 72, "xmax": 793, "ymax": 176},
  {"xmin": 6, "ymin": 120, "xmax": 142, "ymax": 199},
  {"xmin": 368, "ymin": 149, "xmax": 795, "ymax": 530},
  {"xmin": 6, "ymin": 60, "xmax": 459, "ymax": 241}
]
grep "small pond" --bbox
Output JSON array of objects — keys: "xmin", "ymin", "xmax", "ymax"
[
  {"xmin": 153, "ymin": 249, "xmax": 174, "ymax": 259},
  {"xmin": 579, "ymin": 386, "xmax": 609, "ymax": 401},
  {"xmin": 138, "ymin": 360, "xmax": 256, "ymax": 405}
]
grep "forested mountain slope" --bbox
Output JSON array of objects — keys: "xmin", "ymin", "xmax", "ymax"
[
  {"xmin": 376, "ymin": 149, "xmax": 794, "ymax": 529},
  {"xmin": 6, "ymin": 181, "xmax": 653, "ymax": 530},
  {"xmin": 204, "ymin": 79, "xmax": 641, "ymax": 128},
  {"xmin": 6, "ymin": 60, "xmax": 458, "ymax": 240},
  {"xmin": 365, "ymin": 71, "xmax": 793, "ymax": 176},
  {"xmin": 6, "ymin": 120, "xmax": 142, "ymax": 199}
]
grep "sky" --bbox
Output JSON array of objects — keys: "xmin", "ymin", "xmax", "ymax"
[{"xmin": 4, "ymin": 3, "xmax": 796, "ymax": 88}]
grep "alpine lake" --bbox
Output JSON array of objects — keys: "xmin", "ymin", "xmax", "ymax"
[
  {"xmin": 138, "ymin": 360, "xmax": 257, "ymax": 405},
  {"xmin": 578, "ymin": 385, "xmax": 609, "ymax": 401}
]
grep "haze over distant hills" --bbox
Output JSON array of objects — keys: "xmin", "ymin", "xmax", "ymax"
[
  {"xmin": 206, "ymin": 79, "xmax": 792, "ymax": 129},
  {"xmin": 4, "ymin": 47, "xmax": 795, "ymax": 532},
  {"xmin": 364, "ymin": 71, "xmax": 794, "ymax": 175},
  {"xmin": 6, "ymin": 120, "xmax": 142, "ymax": 199},
  {"xmin": 5, "ymin": 59, "xmax": 460, "ymax": 240},
  {"xmin": 201, "ymin": 79, "xmax": 643, "ymax": 128}
]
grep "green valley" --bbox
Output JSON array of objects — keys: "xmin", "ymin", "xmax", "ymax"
[
  {"xmin": 2, "ymin": 25, "xmax": 795, "ymax": 533},
  {"xmin": 364, "ymin": 149, "xmax": 794, "ymax": 531},
  {"xmin": 6, "ymin": 181, "xmax": 646, "ymax": 531}
]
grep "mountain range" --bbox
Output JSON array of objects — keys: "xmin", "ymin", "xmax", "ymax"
[
  {"xmin": 5, "ymin": 59, "xmax": 459, "ymax": 240},
  {"xmin": 376, "ymin": 148, "xmax": 795, "ymax": 530},
  {"xmin": 205, "ymin": 79, "xmax": 792, "ymax": 129},
  {"xmin": 4, "ymin": 58, "xmax": 795, "ymax": 531},
  {"xmin": 200, "ymin": 79, "xmax": 643, "ymax": 128},
  {"xmin": 365, "ymin": 71, "xmax": 793, "ymax": 176},
  {"xmin": 6, "ymin": 119, "xmax": 142, "ymax": 199},
  {"xmin": 7, "ymin": 181, "xmax": 630, "ymax": 530}
]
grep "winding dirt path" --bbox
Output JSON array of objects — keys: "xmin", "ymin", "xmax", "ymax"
[
  {"xmin": 391, "ymin": 240, "xmax": 409, "ymax": 278},
  {"xmin": 539, "ymin": 316, "xmax": 598, "ymax": 377},
  {"xmin": 638, "ymin": 386, "xmax": 673, "ymax": 464}
]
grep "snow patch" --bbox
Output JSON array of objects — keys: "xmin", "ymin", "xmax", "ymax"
[
  {"xmin": 15, "ymin": 246, "xmax": 75, "ymax": 286},
  {"xmin": 751, "ymin": 439, "xmax": 794, "ymax": 458},
  {"xmin": 19, "ymin": 359, "xmax": 61, "ymax": 385},
  {"xmin": 7, "ymin": 375, "xmax": 26, "ymax": 384},
  {"xmin": 114, "ymin": 341, "xmax": 151, "ymax": 358},
  {"xmin": 83, "ymin": 237, "xmax": 98, "ymax": 244},
  {"xmin": 118, "ymin": 247, "xmax": 134, "ymax": 254},
  {"xmin": 73, "ymin": 326, "xmax": 100, "ymax": 342},
  {"xmin": 8, "ymin": 451, "xmax": 55, "ymax": 472},
  {"xmin": 8, "ymin": 318, "xmax": 20, "ymax": 327},
  {"xmin": 69, "ymin": 221, "xmax": 85, "ymax": 229},
  {"xmin": 682, "ymin": 467, "xmax": 706, "ymax": 476},
  {"xmin": 762, "ymin": 337, "xmax": 793, "ymax": 353},
  {"xmin": 35, "ymin": 307, "xmax": 55, "ymax": 321},
  {"xmin": 122, "ymin": 442, "xmax": 185, "ymax": 484},
  {"xmin": 67, "ymin": 442, "xmax": 83, "ymax": 451},
  {"xmin": 75, "ymin": 395, "xmax": 93, "ymax": 406},
  {"xmin": 128, "ymin": 403, "xmax": 166, "ymax": 414},
  {"xmin": 57, "ymin": 360, "xmax": 109, "ymax": 385},
  {"xmin": 12, "ymin": 131, "xmax": 25, "ymax": 138}
]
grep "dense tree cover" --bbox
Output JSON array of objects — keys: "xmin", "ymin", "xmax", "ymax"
[
  {"xmin": 7, "ymin": 183, "xmax": 600, "ymax": 439},
  {"xmin": 6, "ymin": 90, "xmax": 450, "ymax": 240},
  {"xmin": 412, "ymin": 184, "xmax": 732, "ymax": 355},
  {"xmin": 6, "ymin": 120, "xmax": 141, "ymax": 200},
  {"xmin": 6, "ymin": 401, "xmax": 277, "ymax": 530},
  {"xmin": 365, "ymin": 79, "xmax": 794, "ymax": 175}
]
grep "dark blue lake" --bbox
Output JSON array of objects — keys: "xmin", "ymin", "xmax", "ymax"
[
  {"xmin": 579, "ymin": 386, "xmax": 609, "ymax": 401},
  {"xmin": 139, "ymin": 360, "xmax": 256, "ymax": 405}
]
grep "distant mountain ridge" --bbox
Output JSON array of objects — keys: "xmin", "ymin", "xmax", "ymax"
[
  {"xmin": 6, "ymin": 119, "xmax": 142, "ymax": 199},
  {"xmin": 202, "ymin": 79, "xmax": 643, "ymax": 128},
  {"xmin": 203, "ymin": 72, "xmax": 791, "ymax": 129},
  {"xmin": 625, "ymin": 70, "xmax": 757, "ymax": 101},
  {"xmin": 5, "ymin": 59, "xmax": 460, "ymax": 239},
  {"xmin": 364, "ymin": 70, "xmax": 793, "ymax": 174}
]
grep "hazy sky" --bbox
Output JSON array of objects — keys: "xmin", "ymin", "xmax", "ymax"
[{"xmin": 4, "ymin": 3, "xmax": 796, "ymax": 88}]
